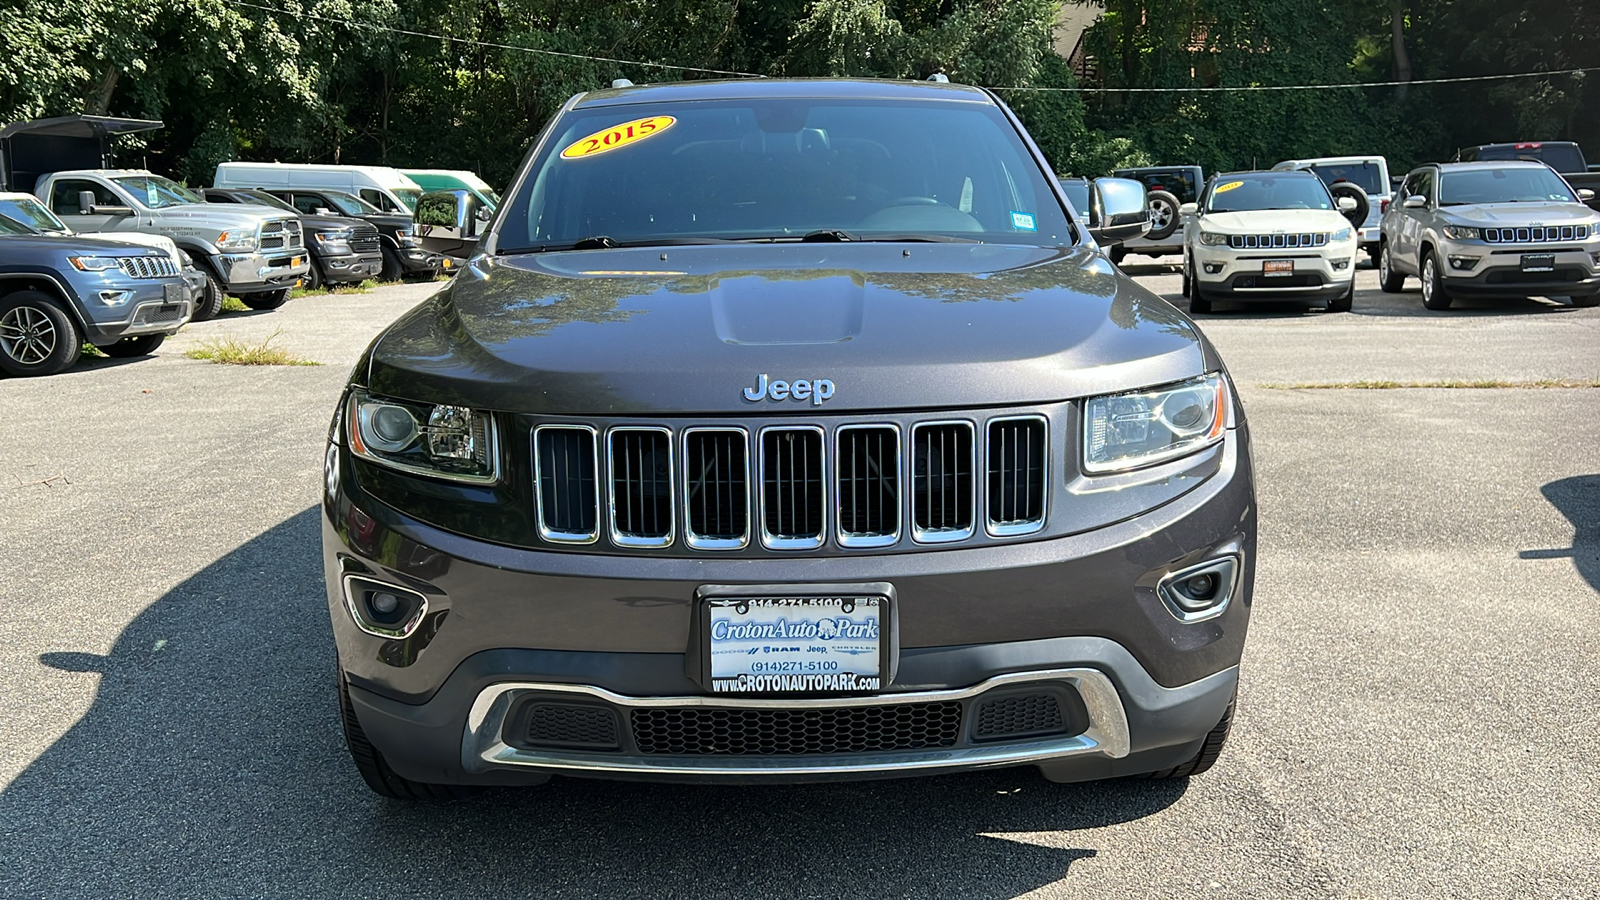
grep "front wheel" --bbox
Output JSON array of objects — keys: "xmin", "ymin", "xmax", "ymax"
[
  {"xmin": 191, "ymin": 266, "xmax": 225, "ymax": 321},
  {"xmin": 1567, "ymin": 294, "xmax": 1599, "ymax": 308},
  {"xmin": 0, "ymin": 291, "xmax": 81, "ymax": 377},
  {"xmin": 1378, "ymin": 241, "xmax": 1405, "ymax": 293},
  {"xmin": 338, "ymin": 668, "xmax": 481, "ymax": 801},
  {"xmin": 301, "ymin": 259, "xmax": 324, "ymax": 293},
  {"xmin": 1421, "ymin": 252, "xmax": 1453, "ymax": 310},
  {"xmin": 379, "ymin": 246, "xmax": 404, "ymax": 282},
  {"xmin": 1327, "ymin": 278, "xmax": 1355, "ymax": 313},
  {"xmin": 1180, "ymin": 253, "xmax": 1192, "ymax": 298},
  {"xmin": 100, "ymin": 333, "xmax": 167, "ymax": 358},
  {"xmin": 240, "ymin": 289, "xmax": 290, "ymax": 311},
  {"xmin": 1189, "ymin": 284, "xmax": 1214, "ymax": 315}
]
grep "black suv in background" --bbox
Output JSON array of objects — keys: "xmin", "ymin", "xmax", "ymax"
[
  {"xmin": 203, "ymin": 188, "xmax": 383, "ymax": 289},
  {"xmin": 1452, "ymin": 142, "xmax": 1600, "ymax": 211},
  {"xmin": 1108, "ymin": 165, "xmax": 1205, "ymax": 262},
  {"xmin": 263, "ymin": 187, "xmax": 444, "ymax": 281}
]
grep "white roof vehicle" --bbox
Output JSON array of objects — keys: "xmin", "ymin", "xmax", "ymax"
[
  {"xmin": 1272, "ymin": 156, "xmax": 1390, "ymax": 259},
  {"xmin": 213, "ymin": 162, "xmax": 424, "ymax": 216}
]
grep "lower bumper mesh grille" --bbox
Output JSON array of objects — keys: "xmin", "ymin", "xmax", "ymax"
[
  {"xmin": 631, "ymin": 702, "xmax": 963, "ymax": 755},
  {"xmin": 972, "ymin": 693, "xmax": 1068, "ymax": 742},
  {"xmin": 520, "ymin": 703, "xmax": 621, "ymax": 750}
]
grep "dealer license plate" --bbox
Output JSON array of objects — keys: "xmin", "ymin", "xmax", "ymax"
[
  {"xmin": 162, "ymin": 283, "xmax": 184, "ymax": 304},
  {"xmin": 1521, "ymin": 253, "xmax": 1555, "ymax": 273},
  {"xmin": 1263, "ymin": 259, "xmax": 1294, "ymax": 276},
  {"xmin": 706, "ymin": 596, "xmax": 884, "ymax": 693}
]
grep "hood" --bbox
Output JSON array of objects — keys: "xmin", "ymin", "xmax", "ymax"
[
  {"xmin": 0, "ymin": 233, "xmax": 170, "ymax": 257},
  {"xmin": 87, "ymin": 230, "xmax": 182, "ymax": 260},
  {"xmin": 151, "ymin": 202, "xmax": 295, "ymax": 231},
  {"xmin": 1440, "ymin": 202, "xmax": 1600, "ymax": 226},
  {"xmin": 360, "ymin": 213, "xmax": 414, "ymax": 232},
  {"xmin": 366, "ymin": 243, "xmax": 1211, "ymax": 415},
  {"xmin": 297, "ymin": 212, "xmax": 376, "ymax": 235},
  {"xmin": 1199, "ymin": 209, "xmax": 1353, "ymax": 234}
]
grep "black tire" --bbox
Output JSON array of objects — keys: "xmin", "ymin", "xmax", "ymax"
[
  {"xmin": 379, "ymin": 246, "xmax": 404, "ymax": 282},
  {"xmin": 0, "ymin": 291, "xmax": 81, "ymax": 377},
  {"xmin": 1378, "ymin": 240, "xmax": 1405, "ymax": 293},
  {"xmin": 240, "ymin": 289, "xmax": 290, "ymax": 311},
  {"xmin": 191, "ymin": 266, "xmax": 225, "ymax": 321},
  {"xmin": 1328, "ymin": 182, "xmax": 1370, "ymax": 229},
  {"xmin": 1421, "ymin": 250, "xmax": 1453, "ymax": 310},
  {"xmin": 1327, "ymin": 278, "xmax": 1354, "ymax": 313},
  {"xmin": 1180, "ymin": 253, "xmax": 1192, "ymax": 298},
  {"xmin": 1567, "ymin": 294, "xmax": 1599, "ymax": 308},
  {"xmin": 1366, "ymin": 244, "xmax": 1381, "ymax": 267},
  {"xmin": 99, "ymin": 333, "xmax": 167, "ymax": 358},
  {"xmin": 1144, "ymin": 190, "xmax": 1181, "ymax": 241},
  {"xmin": 301, "ymin": 259, "xmax": 324, "ymax": 293},
  {"xmin": 1140, "ymin": 694, "xmax": 1235, "ymax": 779},
  {"xmin": 1108, "ymin": 245, "xmax": 1127, "ymax": 265},
  {"xmin": 402, "ymin": 269, "xmax": 440, "ymax": 284},
  {"xmin": 338, "ymin": 668, "xmax": 481, "ymax": 801},
  {"xmin": 1189, "ymin": 284, "xmax": 1213, "ymax": 315}
]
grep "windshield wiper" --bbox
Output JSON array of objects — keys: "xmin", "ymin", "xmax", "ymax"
[
  {"xmin": 738, "ymin": 231, "xmax": 980, "ymax": 244},
  {"xmin": 516, "ymin": 235, "xmax": 741, "ymax": 253}
]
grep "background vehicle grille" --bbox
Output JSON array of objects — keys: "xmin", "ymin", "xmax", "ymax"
[
  {"xmin": 912, "ymin": 422, "xmax": 975, "ymax": 541},
  {"xmin": 761, "ymin": 428, "xmax": 825, "ymax": 547},
  {"xmin": 971, "ymin": 693, "xmax": 1068, "ymax": 742},
  {"xmin": 1228, "ymin": 232, "xmax": 1329, "ymax": 249},
  {"xmin": 631, "ymin": 702, "xmax": 963, "ymax": 755},
  {"xmin": 609, "ymin": 429, "xmax": 673, "ymax": 544},
  {"xmin": 836, "ymin": 426, "xmax": 899, "ymax": 545},
  {"xmin": 535, "ymin": 426, "xmax": 598, "ymax": 541},
  {"xmin": 258, "ymin": 218, "xmax": 304, "ymax": 251},
  {"xmin": 1482, "ymin": 225, "xmax": 1589, "ymax": 243},
  {"xmin": 684, "ymin": 429, "xmax": 748, "ymax": 548},
  {"xmin": 350, "ymin": 227, "xmax": 382, "ymax": 253},
  {"xmin": 132, "ymin": 303, "xmax": 186, "ymax": 326},
  {"xmin": 986, "ymin": 418, "xmax": 1046, "ymax": 534},
  {"xmin": 116, "ymin": 256, "xmax": 180, "ymax": 278}
]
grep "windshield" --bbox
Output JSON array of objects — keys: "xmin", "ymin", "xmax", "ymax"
[
  {"xmin": 1471, "ymin": 144, "xmax": 1585, "ymax": 173},
  {"xmin": 1306, "ymin": 162, "xmax": 1385, "ymax": 195},
  {"xmin": 499, "ymin": 98, "xmax": 1072, "ymax": 251},
  {"xmin": 1440, "ymin": 167, "xmax": 1577, "ymax": 205},
  {"xmin": 1206, "ymin": 173, "xmax": 1333, "ymax": 213},
  {"xmin": 0, "ymin": 196, "xmax": 68, "ymax": 233},
  {"xmin": 395, "ymin": 188, "xmax": 422, "ymax": 212},
  {"xmin": 0, "ymin": 214, "xmax": 36, "ymax": 236},
  {"xmin": 112, "ymin": 175, "xmax": 203, "ymax": 209},
  {"xmin": 1057, "ymin": 179, "xmax": 1091, "ymax": 216},
  {"xmin": 321, "ymin": 190, "xmax": 382, "ymax": 216},
  {"xmin": 242, "ymin": 190, "xmax": 299, "ymax": 213}
]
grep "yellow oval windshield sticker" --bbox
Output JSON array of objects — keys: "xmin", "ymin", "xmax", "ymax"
[
  {"xmin": 561, "ymin": 116, "xmax": 676, "ymax": 160},
  {"xmin": 1214, "ymin": 180, "xmax": 1244, "ymax": 193}
]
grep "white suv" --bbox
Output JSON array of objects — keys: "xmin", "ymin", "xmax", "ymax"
[
  {"xmin": 1272, "ymin": 156, "xmax": 1390, "ymax": 264},
  {"xmin": 1181, "ymin": 170, "xmax": 1360, "ymax": 313}
]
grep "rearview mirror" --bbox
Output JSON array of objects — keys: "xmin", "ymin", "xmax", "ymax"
[
  {"xmin": 1403, "ymin": 195, "xmax": 1428, "ymax": 209},
  {"xmin": 1336, "ymin": 196, "xmax": 1359, "ymax": 212},
  {"xmin": 1086, "ymin": 177, "xmax": 1150, "ymax": 247},
  {"xmin": 415, "ymin": 190, "xmax": 481, "ymax": 259}
]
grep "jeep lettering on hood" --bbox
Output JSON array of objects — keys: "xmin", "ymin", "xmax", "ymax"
[{"xmin": 743, "ymin": 373, "xmax": 835, "ymax": 405}]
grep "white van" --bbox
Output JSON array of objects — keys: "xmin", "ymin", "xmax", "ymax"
[{"xmin": 212, "ymin": 163, "xmax": 424, "ymax": 215}]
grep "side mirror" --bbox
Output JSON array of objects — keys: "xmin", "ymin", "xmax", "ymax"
[
  {"xmin": 1179, "ymin": 202, "xmax": 1199, "ymax": 216},
  {"xmin": 79, "ymin": 190, "xmax": 133, "ymax": 217},
  {"xmin": 315, "ymin": 208, "xmax": 333, "ymax": 216},
  {"xmin": 1336, "ymin": 196, "xmax": 1359, "ymax": 212},
  {"xmin": 1086, "ymin": 177, "xmax": 1150, "ymax": 246},
  {"xmin": 77, "ymin": 191, "xmax": 96, "ymax": 214},
  {"xmin": 1578, "ymin": 188, "xmax": 1595, "ymax": 202},
  {"xmin": 415, "ymin": 190, "xmax": 481, "ymax": 258},
  {"xmin": 1403, "ymin": 195, "xmax": 1428, "ymax": 209}
]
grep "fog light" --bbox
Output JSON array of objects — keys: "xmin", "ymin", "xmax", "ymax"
[
  {"xmin": 1449, "ymin": 256, "xmax": 1479, "ymax": 271},
  {"xmin": 1203, "ymin": 262, "xmax": 1224, "ymax": 274},
  {"xmin": 1332, "ymin": 260, "xmax": 1350, "ymax": 271},
  {"xmin": 343, "ymin": 575, "xmax": 430, "ymax": 638},
  {"xmin": 98, "ymin": 289, "xmax": 135, "ymax": 306},
  {"xmin": 370, "ymin": 592, "xmax": 400, "ymax": 615},
  {"xmin": 1156, "ymin": 556, "xmax": 1239, "ymax": 623}
]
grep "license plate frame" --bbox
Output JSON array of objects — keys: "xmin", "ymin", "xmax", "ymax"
[
  {"xmin": 1521, "ymin": 253, "xmax": 1555, "ymax": 273},
  {"xmin": 1262, "ymin": 259, "xmax": 1294, "ymax": 276},
  {"xmin": 162, "ymin": 282, "xmax": 184, "ymax": 304},
  {"xmin": 692, "ymin": 582, "xmax": 898, "ymax": 694}
]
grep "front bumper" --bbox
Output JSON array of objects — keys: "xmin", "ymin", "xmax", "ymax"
[
  {"xmin": 212, "ymin": 249, "xmax": 310, "ymax": 293},
  {"xmin": 1436, "ymin": 240, "xmax": 1600, "ymax": 297},
  {"xmin": 74, "ymin": 276, "xmax": 193, "ymax": 342},
  {"xmin": 393, "ymin": 243, "xmax": 443, "ymax": 275},
  {"xmin": 317, "ymin": 250, "xmax": 384, "ymax": 284},
  {"xmin": 1192, "ymin": 241, "xmax": 1356, "ymax": 298}
]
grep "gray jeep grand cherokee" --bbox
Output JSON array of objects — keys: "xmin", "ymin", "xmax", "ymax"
[{"xmin": 324, "ymin": 79, "xmax": 1256, "ymax": 798}]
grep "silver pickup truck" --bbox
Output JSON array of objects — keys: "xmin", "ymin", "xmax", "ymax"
[{"xmin": 31, "ymin": 169, "xmax": 308, "ymax": 319}]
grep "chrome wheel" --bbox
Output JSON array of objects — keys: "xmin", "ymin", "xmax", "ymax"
[
  {"xmin": 1421, "ymin": 257, "xmax": 1434, "ymax": 305},
  {"xmin": 1149, "ymin": 200, "xmax": 1172, "ymax": 231},
  {"xmin": 1380, "ymin": 245, "xmax": 1391, "ymax": 282},
  {"xmin": 0, "ymin": 305, "xmax": 57, "ymax": 365}
]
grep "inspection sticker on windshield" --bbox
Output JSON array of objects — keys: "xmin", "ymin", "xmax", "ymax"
[
  {"xmin": 1214, "ymin": 180, "xmax": 1244, "ymax": 194},
  {"xmin": 1010, "ymin": 211, "xmax": 1037, "ymax": 232},
  {"xmin": 561, "ymin": 116, "xmax": 676, "ymax": 160}
]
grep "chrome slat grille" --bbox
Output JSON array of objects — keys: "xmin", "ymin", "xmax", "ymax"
[
  {"xmin": 608, "ymin": 428, "xmax": 673, "ymax": 546},
  {"xmin": 1229, "ymin": 232, "xmax": 1329, "ymax": 250},
  {"xmin": 761, "ymin": 427, "xmax": 825, "ymax": 549},
  {"xmin": 258, "ymin": 218, "xmax": 304, "ymax": 252},
  {"xmin": 986, "ymin": 417, "xmax": 1047, "ymax": 535},
  {"xmin": 1482, "ymin": 224, "xmax": 1588, "ymax": 243},
  {"xmin": 534, "ymin": 426, "xmax": 599, "ymax": 543},
  {"xmin": 684, "ymin": 428, "xmax": 749, "ymax": 550},
  {"xmin": 911, "ymin": 422, "xmax": 975, "ymax": 542},
  {"xmin": 836, "ymin": 426, "xmax": 900, "ymax": 547},
  {"xmin": 116, "ymin": 256, "xmax": 180, "ymax": 278}
]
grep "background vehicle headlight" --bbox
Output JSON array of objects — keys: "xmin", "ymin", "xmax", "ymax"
[
  {"xmin": 68, "ymin": 256, "xmax": 122, "ymax": 272},
  {"xmin": 1083, "ymin": 373, "xmax": 1229, "ymax": 474},
  {"xmin": 216, "ymin": 230, "xmax": 258, "ymax": 252},
  {"xmin": 314, "ymin": 229, "xmax": 353, "ymax": 254},
  {"xmin": 1442, "ymin": 225, "xmax": 1480, "ymax": 240},
  {"xmin": 1332, "ymin": 227, "xmax": 1353, "ymax": 242},
  {"xmin": 395, "ymin": 227, "xmax": 419, "ymax": 247},
  {"xmin": 346, "ymin": 389, "xmax": 497, "ymax": 483},
  {"xmin": 1199, "ymin": 230, "xmax": 1232, "ymax": 246}
]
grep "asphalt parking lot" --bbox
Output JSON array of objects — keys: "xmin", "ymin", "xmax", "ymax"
[{"xmin": 1, "ymin": 263, "xmax": 1596, "ymax": 898}]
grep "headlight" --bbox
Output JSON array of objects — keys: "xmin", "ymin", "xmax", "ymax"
[
  {"xmin": 315, "ymin": 229, "xmax": 354, "ymax": 253},
  {"xmin": 1442, "ymin": 225, "xmax": 1480, "ymax": 240},
  {"xmin": 396, "ymin": 227, "xmax": 419, "ymax": 247},
  {"xmin": 1199, "ymin": 230, "xmax": 1232, "ymax": 246},
  {"xmin": 1083, "ymin": 373, "xmax": 1229, "ymax": 474},
  {"xmin": 68, "ymin": 256, "xmax": 123, "ymax": 272},
  {"xmin": 346, "ymin": 389, "xmax": 498, "ymax": 483},
  {"xmin": 217, "ymin": 230, "xmax": 258, "ymax": 252},
  {"xmin": 1331, "ymin": 227, "xmax": 1353, "ymax": 242}
]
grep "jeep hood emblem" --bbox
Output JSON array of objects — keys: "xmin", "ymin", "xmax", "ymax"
[{"xmin": 743, "ymin": 373, "xmax": 835, "ymax": 405}]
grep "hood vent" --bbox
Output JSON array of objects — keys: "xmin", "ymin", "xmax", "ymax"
[
  {"xmin": 911, "ymin": 422, "xmax": 975, "ymax": 543},
  {"xmin": 608, "ymin": 428, "xmax": 673, "ymax": 546}
]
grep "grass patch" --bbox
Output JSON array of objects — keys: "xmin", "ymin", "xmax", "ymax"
[
  {"xmin": 291, "ymin": 278, "xmax": 379, "ymax": 299},
  {"xmin": 220, "ymin": 296, "xmax": 250, "ymax": 313},
  {"xmin": 1261, "ymin": 378, "xmax": 1600, "ymax": 390},
  {"xmin": 183, "ymin": 329, "xmax": 320, "ymax": 366}
]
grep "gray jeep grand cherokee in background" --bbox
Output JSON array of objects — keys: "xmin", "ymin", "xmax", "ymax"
[{"xmin": 325, "ymin": 78, "xmax": 1255, "ymax": 798}]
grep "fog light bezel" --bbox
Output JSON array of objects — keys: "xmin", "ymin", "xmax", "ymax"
[
  {"xmin": 1156, "ymin": 556, "xmax": 1240, "ymax": 623},
  {"xmin": 1448, "ymin": 255, "xmax": 1480, "ymax": 271},
  {"xmin": 341, "ymin": 574, "xmax": 430, "ymax": 639}
]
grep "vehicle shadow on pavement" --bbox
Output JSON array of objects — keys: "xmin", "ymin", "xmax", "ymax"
[
  {"xmin": 0, "ymin": 508, "xmax": 1185, "ymax": 899},
  {"xmin": 1521, "ymin": 475, "xmax": 1599, "ymax": 594}
]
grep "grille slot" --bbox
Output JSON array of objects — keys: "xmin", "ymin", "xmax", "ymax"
[
  {"xmin": 972, "ymin": 693, "xmax": 1068, "ymax": 742},
  {"xmin": 760, "ymin": 427, "xmax": 825, "ymax": 549},
  {"xmin": 518, "ymin": 703, "xmax": 620, "ymax": 750},
  {"xmin": 986, "ymin": 417, "xmax": 1047, "ymax": 535},
  {"xmin": 836, "ymin": 425, "xmax": 900, "ymax": 547},
  {"xmin": 608, "ymin": 428, "xmax": 673, "ymax": 546},
  {"xmin": 534, "ymin": 426, "xmax": 599, "ymax": 543},
  {"xmin": 911, "ymin": 421, "xmax": 974, "ymax": 542},
  {"xmin": 631, "ymin": 702, "xmax": 962, "ymax": 755},
  {"xmin": 683, "ymin": 428, "xmax": 750, "ymax": 549}
]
